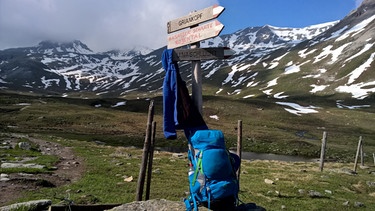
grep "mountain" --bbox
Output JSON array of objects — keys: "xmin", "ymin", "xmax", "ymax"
[{"xmin": 0, "ymin": 0, "xmax": 374, "ymax": 104}]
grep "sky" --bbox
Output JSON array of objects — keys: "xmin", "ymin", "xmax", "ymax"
[{"xmin": 0, "ymin": 0, "xmax": 364, "ymax": 52}]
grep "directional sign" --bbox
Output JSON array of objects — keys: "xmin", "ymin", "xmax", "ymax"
[
  {"xmin": 173, "ymin": 47, "xmax": 235, "ymax": 61},
  {"xmin": 167, "ymin": 20, "xmax": 224, "ymax": 49},
  {"xmin": 167, "ymin": 5, "xmax": 225, "ymax": 34}
]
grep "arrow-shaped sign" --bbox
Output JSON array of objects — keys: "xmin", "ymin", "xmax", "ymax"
[
  {"xmin": 167, "ymin": 20, "xmax": 224, "ymax": 49},
  {"xmin": 173, "ymin": 47, "xmax": 235, "ymax": 61},
  {"xmin": 167, "ymin": 5, "xmax": 225, "ymax": 34}
]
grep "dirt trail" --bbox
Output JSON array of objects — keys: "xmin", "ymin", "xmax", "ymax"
[{"xmin": 0, "ymin": 135, "xmax": 85, "ymax": 206}]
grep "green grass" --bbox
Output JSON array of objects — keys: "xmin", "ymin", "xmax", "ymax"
[
  {"xmin": 14, "ymin": 136, "xmax": 189, "ymax": 204},
  {"xmin": 239, "ymin": 160, "xmax": 375, "ymax": 210},
  {"xmin": 1, "ymin": 92, "xmax": 375, "ymax": 160},
  {"xmin": 8, "ymin": 135, "xmax": 375, "ymax": 210},
  {"xmin": 1, "ymin": 92, "xmax": 375, "ymax": 210}
]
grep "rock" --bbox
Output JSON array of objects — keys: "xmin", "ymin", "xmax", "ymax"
[
  {"xmin": 340, "ymin": 168, "xmax": 357, "ymax": 175},
  {"xmin": 0, "ymin": 163, "xmax": 45, "ymax": 169},
  {"xmin": 0, "ymin": 173, "xmax": 9, "ymax": 178},
  {"xmin": 342, "ymin": 201, "xmax": 350, "ymax": 206},
  {"xmin": 153, "ymin": 168, "xmax": 161, "ymax": 174},
  {"xmin": 18, "ymin": 173, "xmax": 33, "ymax": 176},
  {"xmin": 325, "ymin": 190, "xmax": 333, "ymax": 194},
  {"xmin": 264, "ymin": 179, "xmax": 274, "ymax": 184},
  {"xmin": 275, "ymin": 190, "xmax": 280, "ymax": 196},
  {"xmin": 18, "ymin": 142, "xmax": 31, "ymax": 150},
  {"xmin": 106, "ymin": 199, "xmax": 190, "ymax": 211},
  {"xmin": 94, "ymin": 141, "xmax": 106, "ymax": 145},
  {"xmin": 308, "ymin": 190, "xmax": 323, "ymax": 198},
  {"xmin": 0, "ymin": 173, "xmax": 10, "ymax": 181},
  {"xmin": 107, "ymin": 199, "xmax": 266, "ymax": 211},
  {"xmin": 124, "ymin": 176, "xmax": 133, "ymax": 182},
  {"xmin": 354, "ymin": 201, "xmax": 365, "ymax": 207},
  {"xmin": 366, "ymin": 181, "xmax": 375, "ymax": 187},
  {"xmin": 0, "ymin": 199, "xmax": 51, "ymax": 211}
]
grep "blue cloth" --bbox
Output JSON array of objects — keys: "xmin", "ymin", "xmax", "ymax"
[
  {"xmin": 162, "ymin": 49, "xmax": 178, "ymax": 139},
  {"xmin": 162, "ymin": 49, "xmax": 208, "ymax": 139}
]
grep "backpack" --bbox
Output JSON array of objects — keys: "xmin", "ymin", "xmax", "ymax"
[{"xmin": 184, "ymin": 130, "xmax": 240, "ymax": 211}]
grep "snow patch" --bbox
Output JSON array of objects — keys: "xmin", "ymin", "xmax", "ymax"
[
  {"xmin": 345, "ymin": 43, "xmax": 374, "ymax": 62},
  {"xmin": 266, "ymin": 77, "xmax": 278, "ymax": 88},
  {"xmin": 336, "ymin": 101, "xmax": 370, "ymax": 109},
  {"xmin": 313, "ymin": 43, "xmax": 352, "ymax": 64},
  {"xmin": 276, "ymin": 102, "xmax": 319, "ymax": 116},
  {"xmin": 336, "ymin": 80, "xmax": 375, "ymax": 99},
  {"xmin": 298, "ymin": 48, "xmax": 317, "ymax": 58},
  {"xmin": 209, "ymin": 115, "xmax": 219, "ymax": 120},
  {"xmin": 274, "ymin": 92, "xmax": 288, "ymax": 99},
  {"xmin": 284, "ymin": 65, "xmax": 300, "ymax": 74},
  {"xmin": 310, "ymin": 85, "xmax": 329, "ymax": 93},
  {"xmin": 336, "ymin": 14, "xmax": 375, "ymax": 42},
  {"xmin": 346, "ymin": 52, "xmax": 375, "ymax": 84},
  {"xmin": 243, "ymin": 94, "xmax": 255, "ymax": 99},
  {"xmin": 111, "ymin": 101, "xmax": 127, "ymax": 107},
  {"xmin": 216, "ymin": 88, "xmax": 223, "ymax": 94}
]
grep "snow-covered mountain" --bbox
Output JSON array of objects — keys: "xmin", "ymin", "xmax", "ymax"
[{"xmin": 0, "ymin": 0, "xmax": 374, "ymax": 103}]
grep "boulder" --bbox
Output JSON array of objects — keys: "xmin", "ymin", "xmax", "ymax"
[
  {"xmin": 0, "ymin": 199, "xmax": 51, "ymax": 211},
  {"xmin": 107, "ymin": 199, "xmax": 266, "ymax": 211}
]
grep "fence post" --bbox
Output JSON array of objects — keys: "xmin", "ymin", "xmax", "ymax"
[
  {"xmin": 236, "ymin": 120, "xmax": 242, "ymax": 182},
  {"xmin": 145, "ymin": 121, "xmax": 157, "ymax": 200},
  {"xmin": 136, "ymin": 100, "xmax": 154, "ymax": 201},
  {"xmin": 373, "ymin": 153, "xmax": 375, "ymax": 166},
  {"xmin": 353, "ymin": 136, "xmax": 363, "ymax": 173},
  {"xmin": 319, "ymin": 131, "xmax": 327, "ymax": 172},
  {"xmin": 360, "ymin": 139, "xmax": 364, "ymax": 166}
]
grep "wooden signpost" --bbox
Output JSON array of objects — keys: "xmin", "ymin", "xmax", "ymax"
[
  {"xmin": 167, "ymin": 5, "xmax": 225, "ymax": 33},
  {"xmin": 136, "ymin": 5, "xmax": 233, "ymax": 202},
  {"xmin": 162, "ymin": 5, "xmax": 242, "ymax": 204},
  {"xmin": 173, "ymin": 47, "xmax": 235, "ymax": 61},
  {"xmin": 167, "ymin": 20, "xmax": 224, "ymax": 49},
  {"xmin": 167, "ymin": 4, "xmax": 232, "ymax": 113}
]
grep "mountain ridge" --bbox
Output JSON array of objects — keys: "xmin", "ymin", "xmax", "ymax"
[{"xmin": 0, "ymin": 0, "xmax": 374, "ymax": 105}]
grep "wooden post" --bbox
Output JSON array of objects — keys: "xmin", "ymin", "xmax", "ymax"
[
  {"xmin": 188, "ymin": 38, "xmax": 201, "ymax": 165},
  {"xmin": 145, "ymin": 121, "xmax": 157, "ymax": 200},
  {"xmin": 373, "ymin": 153, "xmax": 375, "ymax": 166},
  {"xmin": 191, "ymin": 42, "xmax": 203, "ymax": 114},
  {"xmin": 353, "ymin": 136, "xmax": 363, "ymax": 173},
  {"xmin": 319, "ymin": 131, "xmax": 327, "ymax": 172},
  {"xmin": 136, "ymin": 100, "xmax": 154, "ymax": 201},
  {"xmin": 236, "ymin": 120, "xmax": 242, "ymax": 181},
  {"xmin": 360, "ymin": 139, "xmax": 364, "ymax": 166}
]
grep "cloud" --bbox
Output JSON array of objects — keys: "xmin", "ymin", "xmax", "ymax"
[{"xmin": 0, "ymin": 0, "xmax": 218, "ymax": 52}]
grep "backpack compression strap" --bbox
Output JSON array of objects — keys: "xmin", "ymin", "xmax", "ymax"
[{"xmin": 192, "ymin": 151, "xmax": 203, "ymax": 186}]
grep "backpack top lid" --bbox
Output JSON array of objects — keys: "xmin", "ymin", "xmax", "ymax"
[{"xmin": 190, "ymin": 130, "xmax": 225, "ymax": 149}]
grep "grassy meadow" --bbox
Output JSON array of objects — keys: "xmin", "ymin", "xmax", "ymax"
[{"xmin": 1, "ymin": 92, "xmax": 375, "ymax": 210}]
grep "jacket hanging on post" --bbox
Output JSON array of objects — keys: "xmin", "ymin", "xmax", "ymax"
[{"xmin": 162, "ymin": 49, "xmax": 208, "ymax": 139}]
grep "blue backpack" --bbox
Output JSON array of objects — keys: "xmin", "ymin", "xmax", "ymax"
[{"xmin": 184, "ymin": 130, "xmax": 240, "ymax": 211}]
